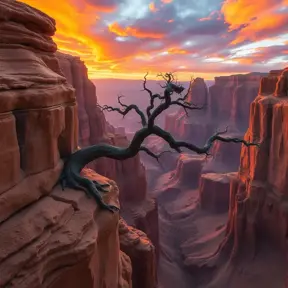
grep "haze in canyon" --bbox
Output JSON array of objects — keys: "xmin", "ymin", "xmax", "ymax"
[{"xmin": 0, "ymin": 0, "xmax": 288, "ymax": 288}]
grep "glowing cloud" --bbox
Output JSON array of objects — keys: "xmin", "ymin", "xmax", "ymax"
[
  {"xmin": 18, "ymin": 0, "xmax": 288, "ymax": 80},
  {"xmin": 149, "ymin": 2, "xmax": 158, "ymax": 12},
  {"xmin": 108, "ymin": 22, "xmax": 165, "ymax": 39},
  {"xmin": 222, "ymin": 0, "xmax": 288, "ymax": 44}
]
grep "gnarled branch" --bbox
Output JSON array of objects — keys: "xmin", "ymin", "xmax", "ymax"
[
  {"xmin": 151, "ymin": 125, "xmax": 259, "ymax": 156},
  {"xmin": 98, "ymin": 94, "xmax": 147, "ymax": 127},
  {"xmin": 143, "ymin": 72, "xmax": 165, "ymax": 117},
  {"xmin": 139, "ymin": 146, "xmax": 172, "ymax": 162},
  {"xmin": 60, "ymin": 72, "xmax": 260, "ymax": 213}
]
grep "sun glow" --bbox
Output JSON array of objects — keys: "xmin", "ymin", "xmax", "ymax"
[{"xmin": 19, "ymin": 0, "xmax": 288, "ymax": 80}]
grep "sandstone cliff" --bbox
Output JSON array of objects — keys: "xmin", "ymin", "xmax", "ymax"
[
  {"xmin": 0, "ymin": 1, "xmax": 156, "ymax": 287},
  {"xmin": 164, "ymin": 77, "xmax": 210, "ymax": 145},
  {"xmin": 146, "ymin": 69, "xmax": 288, "ymax": 288},
  {"xmin": 201, "ymin": 67, "xmax": 288, "ymax": 288},
  {"xmin": 56, "ymin": 53, "xmax": 159, "ymax": 257},
  {"xmin": 165, "ymin": 74, "xmax": 264, "ymax": 142},
  {"xmin": 162, "ymin": 74, "xmax": 264, "ymax": 174},
  {"xmin": 56, "ymin": 52, "xmax": 147, "ymax": 202}
]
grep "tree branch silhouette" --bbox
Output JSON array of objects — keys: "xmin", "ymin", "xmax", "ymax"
[{"xmin": 59, "ymin": 72, "xmax": 260, "ymax": 213}]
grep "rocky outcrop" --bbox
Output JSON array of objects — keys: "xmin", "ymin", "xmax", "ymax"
[
  {"xmin": 230, "ymin": 67, "xmax": 288, "ymax": 254},
  {"xmin": 171, "ymin": 154, "xmax": 204, "ymax": 187},
  {"xmin": 209, "ymin": 74, "xmax": 264, "ymax": 131},
  {"xmin": 0, "ymin": 169, "xmax": 124, "ymax": 288},
  {"xmin": 199, "ymin": 172, "xmax": 236, "ymax": 213},
  {"xmin": 56, "ymin": 52, "xmax": 147, "ymax": 201},
  {"xmin": 202, "ymin": 130, "xmax": 244, "ymax": 174},
  {"xmin": 56, "ymin": 52, "xmax": 159, "ymax": 258},
  {"xmin": 168, "ymin": 74, "xmax": 264, "ymax": 138},
  {"xmin": 0, "ymin": 1, "xmax": 156, "ymax": 287},
  {"xmin": 0, "ymin": 0, "xmax": 77, "ymax": 222},
  {"xmin": 205, "ymin": 67, "xmax": 288, "ymax": 287},
  {"xmin": 162, "ymin": 74, "xmax": 264, "ymax": 173},
  {"xmin": 119, "ymin": 218, "xmax": 157, "ymax": 288},
  {"xmin": 164, "ymin": 77, "xmax": 210, "ymax": 145},
  {"xmin": 55, "ymin": 52, "xmax": 105, "ymax": 148}
]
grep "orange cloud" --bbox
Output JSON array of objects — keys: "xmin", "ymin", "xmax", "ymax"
[
  {"xmin": 167, "ymin": 48, "xmax": 189, "ymax": 54},
  {"xmin": 19, "ymin": 1, "xmax": 102, "ymax": 50},
  {"xmin": 17, "ymin": 0, "xmax": 288, "ymax": 80},
  {"xmin": 221, "ymin": 0, "xmax": 275, "ymax": 30},
  {"xmin": 19, "ymin": 0, "xmax": 134, "ymax": 77},
  {"xmin": 108, "ymin": 22, "xmax": 129, "ymax": 37},
  {"xmin": 149, "ymin": 2, "xmax": 158, "ymax": 12},
  {"xmin": 231, "ymin": 13, "xmax": 288, "ymax": 44},
  {"xmin": 222, "ymin": 0, "xmax": 288, "ymax": 44},
  {"xmin": 108, "ymin": 22, "xmax": 165, "ymax": 39}
]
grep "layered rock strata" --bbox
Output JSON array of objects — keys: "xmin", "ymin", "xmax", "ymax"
[
  {"xmin": 203, "ymin": 67, "xmax": 288, "ymax": 288},
  {"xmin": 56, "ymin": 53, "xmax": 159, "ymax": 256},
  {"xmin": 0, "ymin": 1, "xmax": 157, "ymax": 287}
]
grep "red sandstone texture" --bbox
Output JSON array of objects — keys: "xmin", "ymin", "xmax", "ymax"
[
  {"xmin": 199, "ymin": 172, "xmax": 237, "ymax": 214},
  {"xmin": 146, "ymin": 73, "xmax": 265, "ymax": 180},
  {"xmin": 56, "ymin": 52, "xmax": 147, "ymax": 202},
  {"xmin": 0, "ymin": 1, "xmax": 157, "ymax": 287},
  {"xmin": 119, "ymin": 218, "xmax": 157, "ymax": 288},
  {"xmin": 144, "ymin": 73, "xmax": 265, "ymax": 220},
  {"xmin": 194, "ymin": 67, "xmax": 288, "ymax": 288},
  {"xmin": 165, "ymin": 74, "xmax": 264, "ymax": 143},
  {"xmin": 56, "ymin": 53, "xmax": 159, "ymax": 256},
  {"xmin": 146, "ymin": 69, "xmax": 288, "ymax": 288},
  {"xmin": 143, "ymin": 75, "xmax": 264, "ymax": 234},
  {"xmin": 148, "ymin": 152, "xmax": 227, "ymax": 288}
]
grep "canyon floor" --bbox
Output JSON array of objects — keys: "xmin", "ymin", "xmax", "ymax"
[{"xmin": 144, "ymin": 155, "xmax": 287, "ymax": 288}]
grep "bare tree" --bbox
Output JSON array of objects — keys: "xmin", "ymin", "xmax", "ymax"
[{"xmin": 59, "ymin": 72, "xmax": 259, "ymax": 212}]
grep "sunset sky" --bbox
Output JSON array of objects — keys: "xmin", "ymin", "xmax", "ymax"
[{"xmin": 20, "ymin": 0, "xmax": 288, "ymax": 80}]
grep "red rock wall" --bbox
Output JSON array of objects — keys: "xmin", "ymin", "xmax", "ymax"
[
  {"xmin": 209, "ymin": 74, "xmax": 263, "ymax": 131},
  {"xmin": 0, "ymin": 1, "xmax": 157, "ymax": 287},
  {"xmin": 159, "ymin": 73, "xmax": 266, "ymax": 183},
  {"xmin": 56, "ymin": 52, "xmax": 148, "ymax": 203},
  {"xmin": 216, "ymin": 67, "xmax": 288, "ymax": 276},
  {"xmin": 164, "ymin": 77, "xmax": 210, "ymax": 144},
  {"xmin": 56, "ymin": 52, "xmax": 159, "ymax": 262},
  {"xmin": 165, "ymin": 74, "xmax": 264, "ymax": 146}
]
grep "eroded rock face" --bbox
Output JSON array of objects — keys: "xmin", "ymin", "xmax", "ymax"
[
  {"xmin": 209, "ymin": 74, "xmax": 263, "ymax": 131},
  {"xmin": 164, "ymin": 77, "xmax": 210, "ymax": 145},
  {"xmin": 0, "ymin": 1, "xmax": 133, "ymax": 287},
  {"xmin": 56, "ymin": 52, "xmax": 148, "ymax": 202},
  {"xmin": 1, "ymin": 169, "xmax": 122, "ymax": 288},
  {"xmin": 165, "ymin": 74, "xmax": 263, "ymax": 144},
  {"xmin": 56, "ymin": 52, "xmax": 159, "ymax": 259},
  {"xmin": 119, "ymin": 218, "xmax": 157, "ymax": 288},
  {"xmin": 172, "ymin": 154, "xmax": 204, "ymax": 187},
  {"xmin": 207, "ymin": 67, "xmax": 288, "ymax": 288},
  {"xmin": 0, "ymin": 0, "xmax": 77, "ymax": 221},
  {"xmin": 160, "ymin": 74, "xmax": 264, "ymax": 174},
  {"xmin": 199, "ymin": 173, "xmax": 236, "ymax": 213}
]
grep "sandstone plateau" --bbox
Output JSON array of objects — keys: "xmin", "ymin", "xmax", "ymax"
[{"xmin": 0, "ymin": 1, "xmax": 157, "ymax": 287}]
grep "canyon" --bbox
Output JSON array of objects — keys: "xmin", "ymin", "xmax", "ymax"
[{"xmin": 1, "ymin": 0, "xmax": 288, "ymax": 288}]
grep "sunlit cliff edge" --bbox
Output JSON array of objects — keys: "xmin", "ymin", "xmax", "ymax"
[
  {"xmin": 198, "ymin": 67, "xmax": 288, "ymax": 288},
  {"xmin": 0, "ymin": 1, "xmax": 157, "ymax": 287},
  {"xmin": 143, "ymin": 63, "xmax": 288, "ymax": 287}
]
